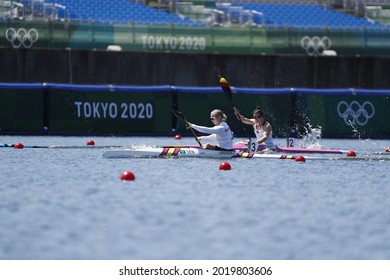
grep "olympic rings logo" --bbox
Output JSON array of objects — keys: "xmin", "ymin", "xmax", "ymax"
[
  {"xmin": 5, "ymin": 28, "xmax": 39, "ymax": 48},
  {"xmin": 301, "ymin": 36, "xmax": 331, "ymax": 55},
  {"xmin": 337, "ymin": 101, "xmax": 375, "ymax": 126}
]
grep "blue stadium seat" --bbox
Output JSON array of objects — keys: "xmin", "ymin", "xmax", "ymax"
[{"xmin": 20, "ymin": 0, "xmax": 32, "ymax": 16}]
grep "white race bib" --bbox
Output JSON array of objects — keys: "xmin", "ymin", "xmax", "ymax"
[
  {"xmin": 247, "ymin": 140, "xmax": 258, "ymax": 153},
  {"xmin": 287, "ymin": 137, "xmax": 296, "ymax": 147}
]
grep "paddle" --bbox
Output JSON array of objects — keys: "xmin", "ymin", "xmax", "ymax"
[
  {"xmin": 172, "ymin": 109, "xmax": 202, "ymax": 148},
  {"xmin": 220, "ymin": 77, "xmax": 236, "ymax": 108},
  {"xmin": 219, "ymin": 77, "xmax": 257, "ymax": 152}
]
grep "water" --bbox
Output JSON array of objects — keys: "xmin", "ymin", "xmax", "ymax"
[{"xmin": 0, "ymin": 135, "xmax": 390, "ymax": 260}]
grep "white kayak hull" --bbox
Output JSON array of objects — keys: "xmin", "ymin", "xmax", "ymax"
[
  {"xmin": 103, "ymin": 148, "xmax": 390, "ymax": 161},
  {"xmin": 102, "ymin": 147, "xmax": 321, "ymax": 160}
]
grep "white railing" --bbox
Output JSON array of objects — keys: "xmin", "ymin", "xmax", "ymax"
[
  {"xmin": 0, "ymin": 0, "xmax": 23, "ymax": 19},
  {"xmin": 0, "ymin": 0, "xmax": 67, "ymax": 21}
]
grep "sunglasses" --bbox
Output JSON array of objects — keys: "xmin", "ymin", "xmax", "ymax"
[
  {"xmin": 210, "ymin": 117, "xmax": 218, "ymax": 121},
  {"xmin": 254, "ymin": 115, "xmax": 262, "ymax": 119}
]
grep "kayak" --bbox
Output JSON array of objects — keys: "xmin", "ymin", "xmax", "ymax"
[
  {"xmin": 0, "ymin": 141, "xmax": 375, "ymax": 155},
  {"xmin": 102, "ymin": 146, "xmax": 325, "ymax": 160},
  {"xmin": 233, "ymin": 141, "xmax": 346, "ymax": 154},
  {"xmin": 102, "ymin": 147, "xmax": 390, "ymax": 161}
]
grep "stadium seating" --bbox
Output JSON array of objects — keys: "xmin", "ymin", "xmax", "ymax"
[
  {"xmin": 10, "ymin": 0, "xmax": 390, "ymax": 29},
  {"xmin": 43, "ymin": 0, "xmax": 206, "ymax": 26}
]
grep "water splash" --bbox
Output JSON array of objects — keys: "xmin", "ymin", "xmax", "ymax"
[
  {"xmin": 300, "ymin": 124, "xmax": 322, "ymax": 148},
  {"xmin": 213, "ymin": 66, "xmax": 221, "ymax": 78},
  {"xmin": 345, "ymin": 118, "xmax": 362, "ymax": 140}
]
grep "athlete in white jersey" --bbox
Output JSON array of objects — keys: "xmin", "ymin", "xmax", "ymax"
[
  {"xmin": 253, "ymin": 123, "xmax": 274, "ymax": 145},
  {"xmin": 187, "ymin": 109, "xmax": 233, "ymax": 150},
  {"xmin": 234, "ymin": 106, "xmax": 274, "ymax": 145}
]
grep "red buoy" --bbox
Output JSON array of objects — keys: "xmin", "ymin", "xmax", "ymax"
[
  {"xmin": 346, "ymin": 150, "xmax": 357, "ymax": 157},
  {"xmin": 14, "ymin": 143, "xmax": 24, "ymax": 149},
  {"xmin": 295, "ymin": 155, "xmax": 306, "ymax": 162},
  {"xmin": 86, "ymin": 139, "xmax": 95, "ymax": 146},
  {"xmin": 120, "ymin": 171, "xmax": 135, "ymax": 181},
  {"xmin": 219, "ymin": 162, "xmax": 231, "ymax": 170},
  {"xmin": 175, "ymin": 134, "xmax": 182, "ymax": 140}
]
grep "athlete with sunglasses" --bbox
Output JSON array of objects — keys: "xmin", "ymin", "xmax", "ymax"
[
  {"xmin": 186, "ymin": 109, "xmax": 233, "ymax": 150},
  {"xmin": 234, "ymin": 106, "xmax": 274, "ymax": 146}
]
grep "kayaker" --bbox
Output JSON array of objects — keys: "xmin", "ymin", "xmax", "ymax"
[
  {"xmin": 186, "ymin": 109, "xmax": 233, "ymax": 150},
  {"xmin": 234, "ymin": 106, "xmax": 274, "ymax": 145}
]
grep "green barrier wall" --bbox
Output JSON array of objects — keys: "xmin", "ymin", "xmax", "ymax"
[
  {"xmin": 295, "ymin": 89, "xmax": 390, "ymax": 138},
  {"xmin": 1, "ymin": 83, "xmax": 389, "ymax": 138},
  {"xmin": 0, "ymin": 84, "xmax": 43, "ymax": 133},
  {"xmin": 47, "ymin": 85, "xmax": 172, "ymax": 135},
  {"xmin": 2, "ymin": 20, "xmax": 390, "ymax": 56}
]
